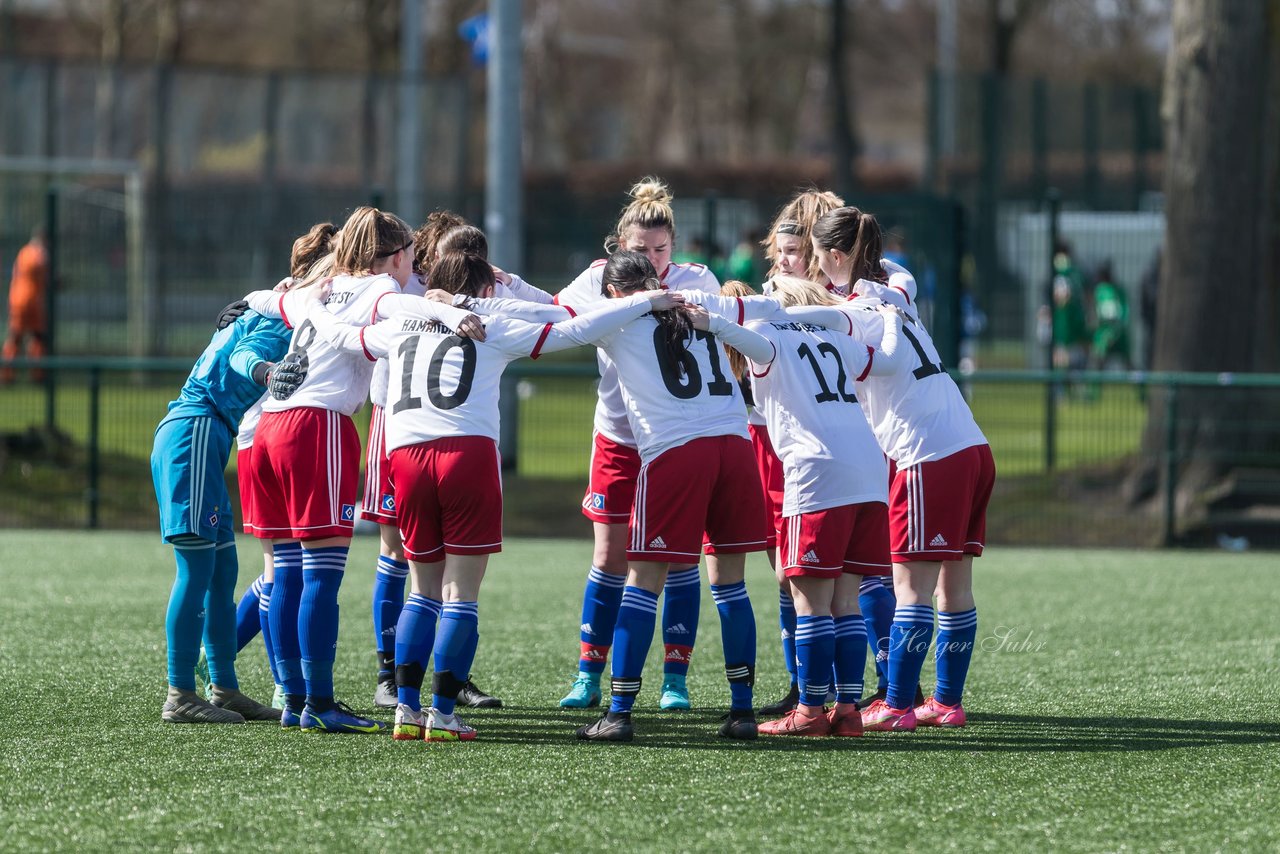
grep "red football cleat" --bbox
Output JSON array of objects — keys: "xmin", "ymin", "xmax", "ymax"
[
  {"xmin": 758, "ymin": 708, "xmax": 833, "ymax": 737},
  {"xmin": 827, "ymin": 705, "xmax": 863, "ymax": 737},
  {"xmin": 860, "ymin": 698, "xmax": 916, "ymax": 732},
  {"xmin": 914, "ymin": 697, "xmax": 967, "ymax": 727}
]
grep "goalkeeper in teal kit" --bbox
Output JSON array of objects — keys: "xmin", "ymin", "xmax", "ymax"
[{"xmin": 151, "ymin": 304, "xmax": 304, "ymax": 724}]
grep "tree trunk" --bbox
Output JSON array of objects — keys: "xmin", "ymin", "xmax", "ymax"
[
  {"xmin": 1127, "ymin": 0, "xmax": 1280, "ymax": 540},
  {"xmin": 155, "ymin": 0, "xmax": 181, "ymax": 63},
  {"xmin": 93, "ymin": 0, "xmax": 124, "ymax": 160}
]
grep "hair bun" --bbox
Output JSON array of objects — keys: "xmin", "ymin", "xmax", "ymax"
[{"xmin": 629, "ymin": 177, "xmax": 673, "ymax": 206}]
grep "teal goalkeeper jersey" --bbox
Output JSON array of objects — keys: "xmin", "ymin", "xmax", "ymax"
[{"xmin": 161, "ymin": 310, "xmax": 292, "ymax": 432}]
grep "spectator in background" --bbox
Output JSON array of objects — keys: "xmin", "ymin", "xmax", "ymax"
[
  {"xmin": 673, "ymin": 235, "xmax": 711, "ymax": 268},
  {"xmin": 726, "ymin": 228, "xmax": 760, "ymax": 286},
  {"xmin": 1050, "ymin": 242, "xmax": 1089, "ymax": 371},
  {"xmin": 1089, "ymin": 260, "xmax": 1131, "ymax": 370},
  {"xmin": 2, "ymin": 228, "xmax": 49, "ymax": 384}
]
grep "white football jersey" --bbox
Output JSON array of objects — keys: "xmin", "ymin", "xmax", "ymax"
[
  {"xmin": 821, "ymin": 300, "xmax": 987, "ymax": 468},
  {"xmin": 593, "ymin": 310, "xmax": 772, "ymax": 464},
  {"xmin": 305, "ymin": 293, "xmax": 667, "ymax": 452},
  {"xmin": 236, "ymin": 395, "xmax": 266, "ymax": 448},
  {"xmin": 496, "ymin": 274, "xmax": 555, "ymax": 304},
  {"xmin": 556, "ymin": 260, "xmax": 721, "ymax": 447},
  {"xmin": 747, "ymin": 314, "xmax": 888, "ymax": 516},
  {"xmin": 369, "ymin": 274, "xmax": 427, "ymax": 408},
  {"xmin": 261, "ymin": 273, "xmax": 402, "ymax": 416}
]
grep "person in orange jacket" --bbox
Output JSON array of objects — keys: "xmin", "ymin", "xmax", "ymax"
[{"xmin": 2, "ymin": 229, "xmax": 49, "ymax": 383}]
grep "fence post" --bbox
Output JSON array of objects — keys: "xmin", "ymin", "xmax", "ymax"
[
  {"xmin": 1131, "ymin": 87, "xmax": 1147, "ymax": 209},
  {"xmin": 43, "ymin": 184, "xmax": 57, "ymax": 430},
  {"xmin": 148, "ymin": 62, "xmax": 170, "ymax": 357},
  {"xmin": 1161, "ymin": 382, "xmax": 1179, "ymax": 545},
  {"xmin": 703, "ymin": 191, "xmax": 719, "ymax": 259},
  {"xmin": 1031, "ymin": 78, "xmax": 1047, "ymax": 201},
  {"xmin": 86, "ymin": 365, "xmax": 101, "ymax": 529},
  {"xmin": 1083, "ymin": 83, "xmax": 1100, "ymax": 208},
  {"xmin": 257, "ymin": 70, "xmax": 281, "ymax": 286},
  {"xmin": 499, "ymin": 372, "xmax": 519, "ymax": 472},
  {"xmin": 1043, "ymin": 189, "xmax": 1060, "ymax": 472},
  {"xmin": 925, "ymin": 66, "xmax": 940, "ymax": 191}
]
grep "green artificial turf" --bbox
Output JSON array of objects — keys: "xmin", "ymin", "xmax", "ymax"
[{"xmin": 1, "ymin": 534, "xmax": 1277, "ymax": 852}]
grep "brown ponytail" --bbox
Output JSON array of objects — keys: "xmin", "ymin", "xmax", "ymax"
[
  {"xmin": 811, "ymin": 206, "xmax": 887, "ymax": 285},
  {"xmin": 290, "ymin": 222, "xmax": 336, "ymax": 279},
  {"xmin": 412, "ymin": 210, "xmax": 468, "ymax": 275},
  {"xmin": 429, "ymin": 251, "xmax": 495, "ymax": 298}
]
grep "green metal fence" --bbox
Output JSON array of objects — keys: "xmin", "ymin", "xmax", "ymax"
[{"xmin": 3, "ymin": 357, "xmax": 1277, "ymax": 549}]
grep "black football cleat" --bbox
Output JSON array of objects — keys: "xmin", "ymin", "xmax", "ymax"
[
  {"xmin": 759, "ymin": 683, "xmax": 799, "ymax": 717},
  {"xmin": 576, "ymin": 711, "xmax": 634, "ymax": 742},
  {"xmin": 457, "ymin": 680, "xmax": 503, "ymax": 709},
  {"xmin": 718, "ymin": 708, "xmax": 759, "ymax": 740}
]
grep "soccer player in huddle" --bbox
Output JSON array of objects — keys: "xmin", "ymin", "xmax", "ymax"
[
  {"xmin": 798, "ymin": 206, "xmax": 995, "ymax": 730},
  {"xmin": 151, "ymin": 248, "xmax": 309, "ymax": 724},
  {"xmin": 741, "ymin": 276, "xmax": 907, "ymax": 736},
  {"xmin": 555, "ymin": 178, "xmax": 721, "ymax": 713},
  {"xmin": 749, "ymin": 189, "xmax": 900, "ymax": 713},
  {"xmin": 246, "ymin": 206, "xmax": 415, "ymax": 733},
  {"xmin": 204, "ymin": 222, "xmax": 339, "ymax": 708},
  {"xmin": 570, "ymin": 252, "xmax": 773, "ymax": 742},
  {"xmin": 284, "ymin": 250, "xmax": 684, "ymax": 741},
  {"xmin": 365, "ymin": 213, "xmax": 552, "ymax": 710}
]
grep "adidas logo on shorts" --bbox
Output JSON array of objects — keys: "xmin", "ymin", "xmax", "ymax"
[
  {"xmin": 648, "ymin": 536, "xmax": 667, "ymax": 550},
  {"xmin": 930, "ymin": 533, "xmax": 948, "ymax": 547},
  {"xmin": 801, "ymin": 549, "xmax": 820, "ymax": 564}
]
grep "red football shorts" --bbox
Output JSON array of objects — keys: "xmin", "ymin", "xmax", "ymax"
[
  {"xmin": 248, "ymin": 407, "xmax": 361, "ymax": 540},
  {"xmin": 390, "ymin": 435, "xmax": 503, "ymax": 563},
  {"xmin": 749, "ymin": 423, "xmax": 784, "ymax": 549},
  {"xmin": 581, "ymin": 431, "xmax": 641, "ymax": 525},
  {"xmin": 779, "ymin": 503, "xmax": 891, "ymax": 579},
  {"xmin": 628, "ymin": 435, "xmax": 767, "ymax": 563},
  {"xmin": 889, "ymin": 443, "xmax": 996, "ymax": 562},
  {"xmin": 237, "ymin": 446, "xmax": 255, "ymax": 534},
  {"xmin": 360, "ymin": 404, "xmax": 397, "ymax": 524}
]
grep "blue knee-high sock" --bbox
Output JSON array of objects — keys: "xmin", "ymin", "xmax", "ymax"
[
  {"xmin": 373, "ymin": 555, "xmax": 409, "ymax": 655},
  {"xmin": 578, "ymin": 567, "xmax": 625, "ymax": 675},
  {"xmin": 268, "ymin": 542, "xmax": 304, "ymax": 704},
  {"xmin": 662, "ymin": 566, "xmax": 700, "ymax": 677},
  {"xmin": 887, "ymin": 604, "xmax": 934, "ymax": 710},
  {"xmin": 609, "ymin": 586, "xmax": 659, "ymax": 714},
  {"xmin": 432, "ymin": 601, "xmax": 479, "ymax": 716},
  {"xmin": 299, "ymin": 545, "xmax": 348, "ymax": 707},
  {"xmin": 859, "ymin": 576, "xmax": 896, "ymax": 692},
  {"xmin": 395, "ymin": 593, "xmax": 442, "ymax": 711},
  {"xmin": 934, "ymin": 608, "xmax": 978, "ymax": 706},
  {"xmin": 778, "ymin": 588, "xmax": 798, "ymax": 687},
  {"xmin": 165, "ymin": 536, "xmax": 216, "ymax": 690},
  {"xmin": 794, "ymin": 615, "xmax": 835, "ymax": 707},
  {"xmin": 235, "ymin": 574, "xmax": 265, "ymax": 651},
  {"xmin": 710, "ymin": 581, "xmax": 756, "ymax": 711},
  {"xmin": 202, "ymin": 541, "xmax": 240, "ymax": 690},
  {"xmin": 833, "ymin": 614, "xmax": 868, "ymax": 704},
  {"xmin": 258, "ymin": 581, "xmax": 280, "ymax": 685}
]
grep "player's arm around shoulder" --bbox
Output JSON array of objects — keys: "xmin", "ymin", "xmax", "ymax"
[
  {"xmin": 227, "ymin": 314, "xmax": 292, "ymax": 383},
  {"xmin": 690, "ymin": 303, "xmax": 774, "ymax": 364},
  {"xmin": 862, "ymin": 305, "xmax": 909, "ymax": 377},
  {"xmin": 521, "ymin": 291, "xmax": 685, "ymax": 359},
  {"xmin": 553, "ymin": 261, "xmax": 607, "ymax": 307},
  {"xmin": 669, "ymin": 260, "xmax": 721, "ymax": 295},
  {"xmin": 743, "ymin": 318, "xmax": 780, "ymax": 377}
]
